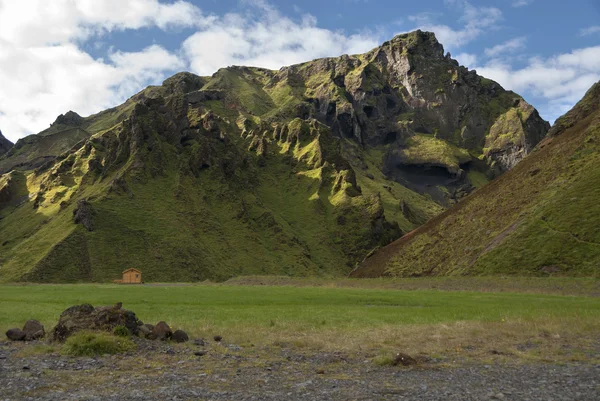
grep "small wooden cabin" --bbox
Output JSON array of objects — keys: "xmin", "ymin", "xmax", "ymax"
[{"xmin": 118, "ymin": 268, "xmax": 142, "ymax": 284}]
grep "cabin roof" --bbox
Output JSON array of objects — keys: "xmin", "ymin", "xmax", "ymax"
[{"xmin": 122, "ymin": 268, "xmax": 141, "ymax": 274}]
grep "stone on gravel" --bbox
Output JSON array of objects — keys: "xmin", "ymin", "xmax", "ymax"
[
  {"xmin": 393, "ymin": 352, "xmax": 417, "ymax": 366},
  {"xmin": 22, "ymin": 320, "xmax": 45, "ymax": 341},
  {"xmin": 193, "ymin": 338, "xmax": 205, "ymax": 347},
  {"xmin": 151, "ymin": 321, "xmax": 172, "ymax": 341},
  {"xmin": 51, "ymin": 303, "xmax": 142, "ymax": 342},
  {"xmin": 172, "ymin": 330, "xmax": 189, "ymax": 343},
  {"xmin": 138, "ymin": 325, "xmax": 151, "ymax": 338},
  {"xmin": 194, "ymin": 351, "xmax": 207, "ymax": 357},
  {"xmin": 6, "ymin": 328, "xmax": 26, "ymax": 341}
]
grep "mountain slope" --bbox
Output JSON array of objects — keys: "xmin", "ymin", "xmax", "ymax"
[
  {"xmin": 351, "ymin": 82, "xmax": 600, "ymax": 278},
  {"xmin": 0, "ymin": 31, "xmax": 549, "ymax": 282}
]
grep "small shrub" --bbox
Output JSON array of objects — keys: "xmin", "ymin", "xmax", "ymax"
[
  {"xmin": 62, "ymin": 331, "xmax": 136, "ymax": 357},
  {"xmin": 113, "ymin": 325, "xmax": 130, "ymax": 337},
  {"xmin": 372, "ymin": 354, "xmax": 395, "ymax": 366}
]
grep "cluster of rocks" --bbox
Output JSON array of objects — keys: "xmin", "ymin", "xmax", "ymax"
[
  {"xmin": 138, "ymin": 321, "xmax": 189, "ymax": 343},
  {"xmin": 5, "ymin": 303, "xmax": 189, "ymax": 344},
  {"xmin": 5, "ymin": 320, "xmax": 45, "ymax": 341}
]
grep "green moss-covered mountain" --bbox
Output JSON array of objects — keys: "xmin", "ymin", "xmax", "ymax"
[
  {"xmin": 352, "ymin": 81, "xmax": 600, "ymax": 278},
  {"xmin": 0, "ymin": 31, "xmax": 549, "ymax": 282}
]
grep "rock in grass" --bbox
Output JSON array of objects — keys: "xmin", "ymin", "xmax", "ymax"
[
  {"xmin": 22, "ymin": 320, "xmax": 45, "ymax": 341},
  {"xmin": 51, "ymin": 303, "xmax": 142, "ymax": 342},
  {"xmin": 193, "ymin": 338, "xmax": 205, "ymax": 346},
  {"xmin": 6, "ymin": 328, "xmax": 26, "ymax": 341},
  {"xmin": 194, "ymin": 350, "xmax": 207, "ymax": 357},
  {"xmin": 213, "ymin": 335, "xmax": 223, "ymax": 342},
  {"xmin": 151, "ymin": 321, "xmax": 172, "ymax": 341},
  {"xmin": 393, "ymin": 352, "xmax": 417, "ymax": 366},
  {"xmin": 172, "ymin": 330, "xmax": 189, "ymax": 343}
]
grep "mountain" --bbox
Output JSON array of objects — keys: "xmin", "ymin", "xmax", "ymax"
[
  {"xmin": 351, "ymin": 81, "xmax": 600, "ymax": 278},
  {"xmin": 0, "ymin": 106, "xmax": 138, "ymax": 174},
  {"xmin": 0, "ymin": 130, "xmax": 12, "ymax": 156},
  {"xmin": 0, "ymin": 31, "xmax": 549, "ymax": 282}
]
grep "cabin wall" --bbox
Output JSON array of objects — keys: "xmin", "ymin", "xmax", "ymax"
[{"xmin": 122, "ymin": 271, "xmax": 142, "ymax": 284}]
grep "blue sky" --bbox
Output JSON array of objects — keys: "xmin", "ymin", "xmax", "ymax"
[{"xmin": 0, "ymin": 0, "xmax": 599, "ymax": 142}]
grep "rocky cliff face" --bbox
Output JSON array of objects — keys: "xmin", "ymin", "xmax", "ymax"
[
  {"xmin": 0, "ymin": 130, "xmax": 12, "ymax": 156},
  {"xmin": 196, "ymin": 30, "xmax": 549, "ymax": 205},
  {"xmin": 0, "ymin": 31, "xmax": 550, "ymax": 282}
]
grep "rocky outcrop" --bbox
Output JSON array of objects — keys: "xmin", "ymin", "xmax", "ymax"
[
  {"xmin": 484, "ymin": 100, "xmax": 550, "ymax": 173},
  {"xmin": 51, "ymin": 303, "xmax": 142, "ymax": 342},
  {"xmin": 73, "ymin": 199, "xmax": 95, "ymax": 231}
]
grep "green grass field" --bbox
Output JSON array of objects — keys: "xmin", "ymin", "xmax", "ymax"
[{"xmin": 2, "ymin": 280, "xmax": 599, "ymax": 362}]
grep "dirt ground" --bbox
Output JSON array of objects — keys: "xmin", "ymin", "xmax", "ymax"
[{"xmin": 1, "ymin": 338, "xmax": 599, "ymax": 401}]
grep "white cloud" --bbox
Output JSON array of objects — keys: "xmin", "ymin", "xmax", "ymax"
[
  {"xmin": 454, "ymin": 53, "xmax": 477, "ymax": 67},
  {"xmin": 409, "ymin": 1, "xmax": 502, "ymax": 49},
  {"xmin": 580, "ymin": 26, "xmax": 600, "ymax": 36},
  {"xmin": 476, "ymin": 46, "xmax": 600, "ymax": 123},
  {"xmin": 182, "ymin": 10, "xmax": 378, "ymax": 76},
  {"xmin": 0, "ymin": 0, "xmax": 208, "ymax": 47},
  {"xmin": 0, "ymin": 1, "xmax": 379, "ymax": 141},
  {"xmin": 0, "ymin": 0, "xmax": 200, "ymax": 142},
  {"xmin": 512, "ymin": 0, "xmax": 533, "ymax": 7},
  {"xmin": 484, "ymin": 37, "xmax": 527, "ymax": 57},
  {"xmin": 0, "ymin": 42, "xmax": 184, "ymax": 142}
]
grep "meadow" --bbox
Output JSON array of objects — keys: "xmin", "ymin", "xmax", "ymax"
[{"xmin": 2, "ymin": 278, "xmax": 599, "ymax": 363}]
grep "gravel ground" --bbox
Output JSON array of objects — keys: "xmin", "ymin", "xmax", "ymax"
[{"xmin": 1, "ymin": 339, "xmax": 599, "ymax": 401}]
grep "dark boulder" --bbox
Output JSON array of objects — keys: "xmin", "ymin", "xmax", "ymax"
[
  {"xmin": 51, "ymin": 303, "xmax": 142, "ymax": 342},
  {"xmin": 393, "ymin": 352, "xmax": 417, "ymax": 366},
  {"xmin": 6, "ymin": 328, "xmax": 26, "ymax": 341},
  {"xmin": 150, "ymin": 321, "xmax": 172, "ymax": 341},
  {"xmin": 72, "ymin": 199, "xmax": 95, "ymax": 231},
  {"xmin": 172, "ymin": 330, "xmax": 189, "ymax": 343},
  {"xmin": 22, "ymin": 320, "xmax": 45, "ymax": 341}
]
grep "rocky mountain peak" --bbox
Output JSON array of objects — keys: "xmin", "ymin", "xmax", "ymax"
[
  {"xmin": 386, "ymin": 30, "xmax": 445, "ymax": 58},
  {"xmin": 548, "ymin": 81, "xmax": 600, "ymax": 137},
  {"xmin": 161, "ymin": 72, "xmax": 207, "ymax": 96},
  {"xmin": 52, "ymin": 110, "xmax": 84, "ymax": 127}
]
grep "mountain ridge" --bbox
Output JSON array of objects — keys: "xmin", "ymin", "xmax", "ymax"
[{"xmin": 0, "ymin": 30, "xmax": 552, "ymax": 282}]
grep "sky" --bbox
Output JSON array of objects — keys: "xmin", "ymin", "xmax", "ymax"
[{"xmin": 0, "ymin": 0, "xmax": 599, "ymax": 142}]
